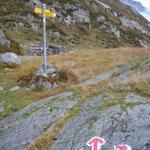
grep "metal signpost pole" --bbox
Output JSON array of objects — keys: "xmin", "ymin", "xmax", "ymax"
[
  {"xmin": 42, "ymin": 3, "xmax": 47, "ymax": 72},
  {"xmin": 34, "ymin": 3, "xmax": 56, "ymax": 72}
]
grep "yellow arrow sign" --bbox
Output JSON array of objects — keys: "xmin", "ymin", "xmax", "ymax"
[
  {"xmin": 44, "ymin": 9, "xmax": 56, "ymax": 17},
  {"xmin": 34, "ymin": 8, "xmax": 56, "ymax": 18},
  {"xmin": 35, "ymin": 7, "xmax": 42, "ymax": 14}
]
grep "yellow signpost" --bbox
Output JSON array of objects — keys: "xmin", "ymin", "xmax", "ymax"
[
  {"xmin": 34, "ymin": 7, "xmax": 42, "ymax": 14},
  {"xmin": 34, "ymin": 4, "xmax": 56, "ymax": 71},
  {"xmin": 34, "ymin": 7, "xmax": 56, "ymax": 17}
]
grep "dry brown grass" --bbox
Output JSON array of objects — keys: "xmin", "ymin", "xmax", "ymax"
[
  {"xmin": 8, "ymin": 47, "xmax": 150, "ymax": 83},
  {"xmin": 122, "ymin": 72, "xmax": 141, "ymax": 87}
]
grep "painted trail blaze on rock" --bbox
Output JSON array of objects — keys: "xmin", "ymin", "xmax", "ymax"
[
  {"xmin": 87, "ymin": 136, "xmax": 106, "ymax": 150},
  {"xmin": 114, "ymin": 144, "xmax": 132, "ymax": 150}
]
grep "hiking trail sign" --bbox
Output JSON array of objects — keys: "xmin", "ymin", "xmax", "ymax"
[
  {"xmin": 34, "ymin": 4, "xmax": 56, "ymax": 71},
  {"xmin": 86, "ymin": 136, "xmax": 132, "ymax": 150}
]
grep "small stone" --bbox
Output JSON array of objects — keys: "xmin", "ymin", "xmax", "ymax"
[{"xmin": 9, "ymin": 86, "xmax": 20, "ymax": 92}]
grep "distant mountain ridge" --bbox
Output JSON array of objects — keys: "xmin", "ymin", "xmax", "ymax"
[
  {"xmin": 121, "ymin": 0, "xmax": 150, "ymax": 21},
  {"xmin": 121, "ymin": 0, "xmax": 146, "ymax": 12}
]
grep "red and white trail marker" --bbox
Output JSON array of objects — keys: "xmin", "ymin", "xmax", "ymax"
[
  {"xmin": 87, "ymin": 136, "xmax": 106, "ymax": 150},
  {"xmin": 114, "ymin": 144, "xmax": 132, "ymax": 150}
]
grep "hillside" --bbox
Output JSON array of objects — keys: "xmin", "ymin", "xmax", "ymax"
[
  {"xmin": 121, "ymin": 0, "xmax": 150, "ymax": 21},
  {"xmin": 0, "ymin": 0, "xmax": 150, "ymax": 55}
]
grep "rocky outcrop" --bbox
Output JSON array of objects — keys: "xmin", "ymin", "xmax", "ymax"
[
  {"xmin": 120, "ymin": 16, "xmax": 146, "ymax": 33},
  {"xmin": 0, "ymin": 31, "xmax": 11, "ymax": 47},
  {"xmin": 72, "ymin": 9, "xmax": 90, "ymax": 23},
  {"xmin": 0, "ymin": 92, "xmax": 77, "ymax": 150},
  {"xmin": 102, "ymin": 22, "xmax": 121, "ymax": 38},
  {"xmin": 51, "ymin": 98, "xmax": 150, "ymax": 150}
]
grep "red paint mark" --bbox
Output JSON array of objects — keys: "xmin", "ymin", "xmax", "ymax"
[
  {"xmin": 114, "ymin": 144, "xmax": 131, "ymax": 150},
  {"xmin": 87, "ymin": 136, "xmax": 106, "ymax": 150}
]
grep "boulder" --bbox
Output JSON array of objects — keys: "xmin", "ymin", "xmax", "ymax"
[{"xmin": 0, "ymin": 52, "xmax": 20, "ymax": 66}]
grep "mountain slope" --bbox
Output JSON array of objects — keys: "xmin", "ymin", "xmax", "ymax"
[{"xmin": 0, "ymin": 0, "xmax": 150, "ymax": 54}]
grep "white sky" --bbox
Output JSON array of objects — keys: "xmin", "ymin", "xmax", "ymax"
[{"xmin": 135, "ymin": 0, "xmax": 150, "ymax": 11}]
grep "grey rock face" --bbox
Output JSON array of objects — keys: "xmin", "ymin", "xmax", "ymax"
[
  {"xmin": 72, "ymin": 9, "xmax": 90, "ymax": 23},
  {"xmin": 120, "ymin": 16, "xmax": 146, "ymax": 33},
  {"xmin": 97, "ymin": 15, "xmax": 106, "ymax": 23},
  {"xmin": 102, "ymin": 22, "xmax": 121, "ymax": 38},
  {"xmin": 0, "ymin": 52, "xmax": 20, "ymax": 66},
  {"xmin": 0, "ymin": 92, "xmax": 77, "ymax": 150},
  {"xmin": 51, "ymin": 95, "xmax": 150, "ymax": 150},
  {"xmin": 0, "ymin": 31, "xmax": 11, "ymax": 47}
]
